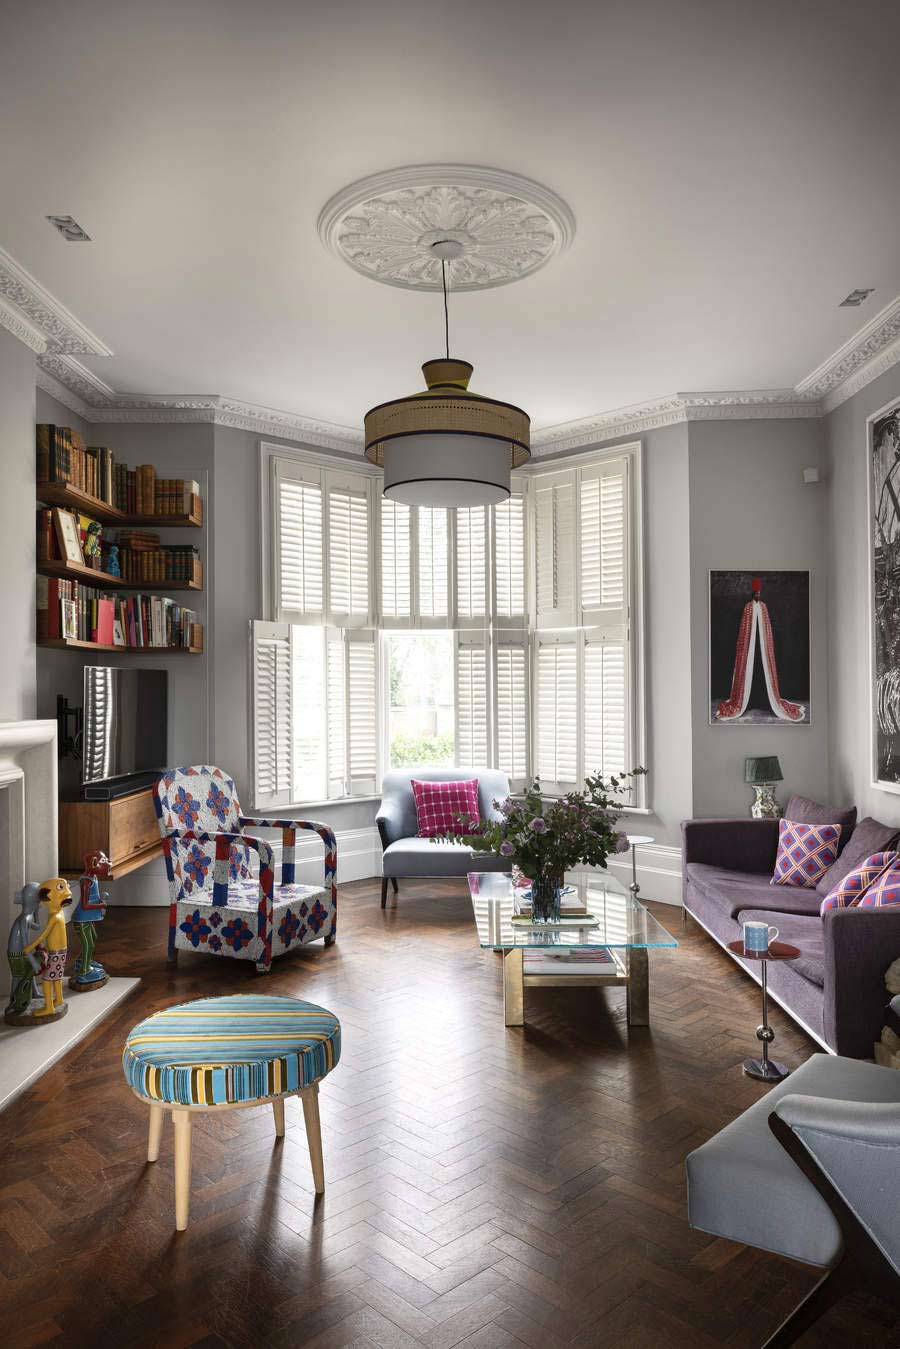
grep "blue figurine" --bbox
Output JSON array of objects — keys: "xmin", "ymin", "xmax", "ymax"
[
  {"xmin": 106, "ymin": 544, "xmax": 121, "ymax": 577},
  {"xmin": 69, "ymin": 850, "xmax": 111, "ymax": 992},
  {"xmin": 5, "ymin": 883, "xmax": 44, "ymax": 1022}
]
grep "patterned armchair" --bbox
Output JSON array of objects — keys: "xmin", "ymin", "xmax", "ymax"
[{"xmin": 153, "ymin": 766, "xmax": 337, "ymax": 973}]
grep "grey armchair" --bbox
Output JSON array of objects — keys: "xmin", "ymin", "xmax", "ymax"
[
  {"xmin": 686, "ymin": 1053, "xmax": 900, "ymax": 1345},
  {"xmin": 376, "ymin": 767, "xmax": 511, "ymax": 908}
]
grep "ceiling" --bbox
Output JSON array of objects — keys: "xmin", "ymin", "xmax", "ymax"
[{"xmin": 2, "ymin": 0, "xmax": 900, "ymax": 433}]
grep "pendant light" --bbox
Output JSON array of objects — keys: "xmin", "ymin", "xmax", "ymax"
[{"xmin": 364, "ymin": 239, "xmax": 530, "ymax": 507}]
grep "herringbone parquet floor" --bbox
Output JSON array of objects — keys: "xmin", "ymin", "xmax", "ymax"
[{"xmin": 1, "ymin": 880, "xmax": 897, "ymax": 1349}]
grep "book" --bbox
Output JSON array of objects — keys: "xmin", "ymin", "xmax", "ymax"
[{"xmin": 523, "ymin": 949, "xmax": 619, "ymax": 976}]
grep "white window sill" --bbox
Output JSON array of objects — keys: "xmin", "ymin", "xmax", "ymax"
[{"xmin": 248, "ymin": 795, "xmax": 380, "ymax": 815}]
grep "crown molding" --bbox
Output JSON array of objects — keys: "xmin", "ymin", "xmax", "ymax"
[
  {"xmin": 35, "ymin": 361, "xmax": 92, "ymax": 418},
  {"xmin": 0, "ymin": 296, "xmax": 47, "ymax": 353},
  {"xmin": 796, "ymin": 295, "xmax": 900, "ymax": 406},
  {"xmin": 0, "ymin": 245, "xmax": 112, "ymax": 357}
]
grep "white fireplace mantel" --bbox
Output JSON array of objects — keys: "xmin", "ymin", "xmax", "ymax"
[{"xmin": 0, "ymin": 719, "xmax": 58, "ymax": 997}]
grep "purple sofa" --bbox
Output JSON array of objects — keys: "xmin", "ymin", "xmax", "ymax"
[{"xmin": 682, "ymin": 798, "xmax": 900, "ymax": 1059}]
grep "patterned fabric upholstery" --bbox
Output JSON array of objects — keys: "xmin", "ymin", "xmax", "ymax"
[
  {"xmin": 123, "ymin": 994, "xmax": 341, "ymax": 1105},
  {"xmin": 820, "ymin": 851, "xmax": 899, "ymax": 914},
  {"xmin": 412, "ymin": 778, "xmax": 480, "ymax": 837},
  {"xmin": 770, "ymin": 819, "xmax": 842, "ymax": 889},
  {"xmin": 856, "ymin": 867, "xmax": 900, "ymax": 908},
  {"xmin": 154, "ymin": 766, "xmax": 337, "ymax": 970}
]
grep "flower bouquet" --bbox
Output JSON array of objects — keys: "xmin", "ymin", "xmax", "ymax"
[{"xmin": 437, "ymin": 769, "xmax": 645, "ymax": 922}]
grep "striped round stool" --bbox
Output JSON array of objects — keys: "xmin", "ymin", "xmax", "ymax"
[{"xmin": 123, "ymin": 993, "xmax": 341, "ymax": 1230}]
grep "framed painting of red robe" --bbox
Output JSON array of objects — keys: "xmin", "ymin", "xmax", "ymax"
[{"xmin": 709, "ymin": 570, "xmax": 810, "ymax": 726}]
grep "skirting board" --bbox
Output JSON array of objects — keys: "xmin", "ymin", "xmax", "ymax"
[
  {"xmin": 0, "ymin": 976, "xmax": 140, "ymax": 1112},
  {"xmin": 602, "ymin": 843, "xmax": 683, "ymax": 905}
]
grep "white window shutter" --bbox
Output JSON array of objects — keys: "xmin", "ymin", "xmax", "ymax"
[
  {"xmin": 251, "ymin": 620, "xmax": 294, "ymax": 808},
  {"xmin": 584, "ymin": 635, "xmax": 628, "ymax": 782},
  {"xmin": 291, "ymin": 625, "xmax": 328, "ymax": 802},
  {"xmin": 327, "ymin": 475, "xmax": 370, "ymax": 623},
  {"xmin": 456, "ymin": 636, "xmax": 489, "ymax": 769},
  {"xmin": 580, "ymin": 459, "xmax": 627, "ymax": 624},
  {"xmin": 417, "ymin": 507, "xmax": 449, "ymax": 620},
  {"xmin": 493, "ymin": 493, "xmax": 525, "ymax": 623},
  {"xmin": 534, "ymin": 472, "xmax": 576, "ymax": 628},
  {"xmin": 347, "ymin": 630, "xmax": 378, "ymax": 795},
  {"xmin": 536, "ymin": 638, "xmax": 578, "ymax": 791},
  {"xmin": 495, "ymin": 641, "xmax": 528, "ymax": 788},
  {"xmin": 326, "ymin": 628, "xmax": 347, "ymax": 798},
  {"xmin": 455, "ymin": 506, "xmax": 488, "ymax": 622},
  {"xmin": 275, "ymin": 464, "xmax": 324, "ymax": 619},
  {"xmin": 380, "ymin": 497, "xmax": 412, "ymax": 621}
]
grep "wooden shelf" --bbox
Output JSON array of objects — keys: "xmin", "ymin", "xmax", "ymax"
[
  {"xmin": 37, "ymin": 480, "xmax": 203, "ymax": 527},
  {"xmin": 37, "ymin": 557, "xmax": 202, "ymax": 591},
  {"xmin": 38, "ymin": 637, "xmax": 203, "ymax": 654}
]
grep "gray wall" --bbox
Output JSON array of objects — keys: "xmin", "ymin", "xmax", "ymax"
[
  {"xmin": 0, "ymin": 329, "xmax": 38, "ymax": 720},
  {"xmin": 825, "ymin": 363, "xmax": 900, "ymax": 825},
  {"xmin": 688, "ymin": 417, "xmax": 829, "ymax": 817}
]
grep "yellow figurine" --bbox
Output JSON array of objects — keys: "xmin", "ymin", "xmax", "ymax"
[{"xmin": 23, "ymin": 877, "xmax": 73, "ymax": 1019}]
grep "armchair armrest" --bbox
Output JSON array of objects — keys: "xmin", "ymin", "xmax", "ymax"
[
  {"xmin": 238, "ymin": 816, "xmax": 337, "ymax": 902},
  {"xmin": 824, "ymin": 907, "xmax": 900, "ymax": 1058},
  {"xmin": 681, "ymin": 818, "xmax": 779, "ymax": 874},
  {"xmin": 375, "ymin": 797, "xmax": 404, "ymax": 850},
  {"xmin": 774, "ymin": 1093, "xmax": 900, "ymax": 1149}
]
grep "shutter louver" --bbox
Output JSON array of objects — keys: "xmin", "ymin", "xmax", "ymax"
[
  {"xmin": 495, "ymin": 644, "xmax": 528, "ymax": 786},
  {"xmin": 537, "ymin": 641, "xmax": 577, "ymax": 788},
  {"xmin": 580, "ymin": 463, "xmax": 626, "ymax": 619},
  {"xmin": 291, "ymin": 625, "xmax": 327, "ymax": 801},
  {"xmin": 584, "ymin": 639, "xmax": 627, "ymax": 781},
  {"xmin": 329, "ymin": 487, "xmax": 370, "ymax": 619},
  {"xmin": 347, "ymin": 633, "xmax": 377, "ymax": 794},
  {"xmin": 278, "ymin": 476, "xmax": 323, "ymax": 616},
  {"xmin": 535, "ymin": 476, "xmax": 575, "ymax": 626},
  {"xmin": 494, "ymin": 495, "xmax": 525, "ymax": 620},
  {"xmin": 380, "ymin": 498, "xmax": 411, "ymax": 620},
  {"xmin": 456, "ymin": 641, "xmax": 488, "ymax": 768},
  {"xmin": 251, "ymin": 621, "xmax": 294, "ymax": 807},
  {"xmin": 418, "ymin": 507, "xmax": 449, "ymax": 619},
  {"xmin": 455, "ymin": 507, "xmax": 487, "ymax": 620}
]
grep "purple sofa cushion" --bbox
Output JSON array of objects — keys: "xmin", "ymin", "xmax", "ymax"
[
  {"xmin": 686, "ymin": 863, "xmax": 822, "ymax": 918},
  {"xmin": 784, "ymin": 794, "xmax": 857, "ymax": 857},
  {"xmin": 816, "ymin": 816, "xmax": 900, "ymax": 895},
  {"xmin": 737, "ymin": 909, "xmax": 825, "ymax": 987}
]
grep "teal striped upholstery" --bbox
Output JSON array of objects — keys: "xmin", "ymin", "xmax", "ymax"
[{"xmin": 123, "ymin": 994, "xmax": 341, "ymax": 1106}]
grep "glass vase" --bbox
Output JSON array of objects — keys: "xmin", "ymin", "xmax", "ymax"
[{"xmin": 530, "ymin": 873, "xmax": 562, "ymax": 924}]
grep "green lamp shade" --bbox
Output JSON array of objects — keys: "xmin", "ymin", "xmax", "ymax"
[{"xmin": 744, "ymin": 756, "xmax": 783, "ymax": 785}]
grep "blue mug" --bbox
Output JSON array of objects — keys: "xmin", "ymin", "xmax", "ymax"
[{"xmin": 743, "ymin": 920, "xmax": 778, "ymax": 953}]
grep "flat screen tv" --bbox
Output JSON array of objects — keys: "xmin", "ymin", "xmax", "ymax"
[{"xmin": 82, "ymin": 666, "xmax": 168, "ymax": 788}]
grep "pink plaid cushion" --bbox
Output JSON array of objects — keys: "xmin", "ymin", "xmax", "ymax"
[
  {"xmin": 412, "ymin": 779, "xmax": 480, "ymax": 837},
  {"xmin": 856, "ymin": 866, "xmax": 900, "ymax": 908},
  {"xmin": 820, "ymin": 851, "xmax": 899, "ymax": 913},
  {"xmin": 770, "ymin": 818, "xmax": 841, "ymax": 888}
]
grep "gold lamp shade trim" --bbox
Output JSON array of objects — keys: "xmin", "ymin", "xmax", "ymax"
[{"xmin": 364, "ymin": 358, "xmax": 531, "ymax": 469}]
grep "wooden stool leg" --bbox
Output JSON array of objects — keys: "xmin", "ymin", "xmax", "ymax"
[
  {"xmin": 147, "ymin": 1102, "xmax": 165, "ymax": 1162},
  {"xmin": 272, "ymin": 1097, "xmax": 285, "ymax": 1138},
  {"xmin": 301, "ymin": 1084, "xmax": 325, "ymax": 1193},
  {"xmin": 172, "ymin": 1108, "xmax": 193, "ymax": 1231}
]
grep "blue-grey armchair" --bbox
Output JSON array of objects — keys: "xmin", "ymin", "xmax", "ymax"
[{"xmin": 376, "ymin": 767, "xmax": 511, "ymax": 908}]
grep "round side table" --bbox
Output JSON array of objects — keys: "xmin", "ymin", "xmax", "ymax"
[
  {"xmin": 727, "ymin": 939, "xmax": 800, "ymax": 1081},
  {"xmin": 626, "ymin": 834, "xmax": 655, "ymax": 899}
]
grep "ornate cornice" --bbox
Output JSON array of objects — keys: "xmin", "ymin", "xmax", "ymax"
[
  {"xmin": 796, "ymin": 295, "xmax": 900, "ymax": 404},
  {"xmin": 0, "ymin": 246, "xmax": 111, "ymax": 357}
]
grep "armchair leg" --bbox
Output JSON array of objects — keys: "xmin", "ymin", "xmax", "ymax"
[
  {"xmin": 762, "ymin": 1264, "xmax": 849, "ymax": 1348},
  {"xmin": 391, "ymin": 878, "xmax": 398, "ymax": 894},
  {"xmin": 380, "ymin": 877, "xmax": 388, "ymax": 909}
]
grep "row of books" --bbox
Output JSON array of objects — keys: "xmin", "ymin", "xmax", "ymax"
[
  {"xmin": 37, "ymin": 577, "xmax": 202, "ymax": 649},
  {"xmin": 116, "ymin": 545, "xmax": 200, "ymax": 583},
  {"xmin": 37, "ymin": 510, "xmax": 200, "ymax": 582},
  {"xmin": 36, "ymin": 424, "xmax": 198, "ymax": 516}
]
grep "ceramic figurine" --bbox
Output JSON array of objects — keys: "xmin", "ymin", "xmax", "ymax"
[
  {"xmin": 107, "ymin": 544, "xmax": 121, "ymax": 577},
  {"xmin": 5, "ymin": 883, "xmax": 44, "ymax": 1023},
  {"xmin": 21, "ymin": 877, "xmax": 73, "ymax": 1021},
  {"xmin": 84, "ymin": 519, "xmax": 102, "ymax": 558},
  {"xmin": 70, "ymin": 850, "xmax": 111, "ymax": 992}
]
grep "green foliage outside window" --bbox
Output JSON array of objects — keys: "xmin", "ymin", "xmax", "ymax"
[{"xmin": 390, "ymin": 732, "xmax": 455, "ymax": 768}]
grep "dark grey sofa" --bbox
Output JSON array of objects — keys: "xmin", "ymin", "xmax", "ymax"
[
  {"xmin": 376, "ymin": 767, "xmax": 511, "ymax": 908},
  {"xmin": 682, "ymin": 808, "xmax": 900, "ymax": 1059}
]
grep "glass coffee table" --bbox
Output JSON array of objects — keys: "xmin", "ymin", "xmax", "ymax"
[{"xmin": 469, "ymin": 871, "xmax": 678, "ymax": 1028}]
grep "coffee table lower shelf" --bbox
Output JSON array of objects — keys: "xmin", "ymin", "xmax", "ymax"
[{"xmin": 502, "ymin": 946, "xmax": 649, "ymax": 1028}]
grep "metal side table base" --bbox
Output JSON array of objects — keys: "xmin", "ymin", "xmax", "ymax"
[{"xmin": 727, "ymin": 939, "xmax": 799, "ymax": 1084}]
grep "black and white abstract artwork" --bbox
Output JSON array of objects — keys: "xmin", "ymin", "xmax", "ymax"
[
  {"xmin": 870, "ymin": 399, "xmax": 900, "ymax": 789},
  {"xmin": 709, "ymin": 570, "xmax": 810, "ymax": 726}
]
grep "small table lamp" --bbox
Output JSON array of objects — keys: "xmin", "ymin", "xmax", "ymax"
[{"xmin": 744, "ymin": 756, "xmax": 783, "ymax": 819}]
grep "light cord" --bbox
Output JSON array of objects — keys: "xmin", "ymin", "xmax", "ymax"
[{"xmin": 441, "ymin": 259, "xmax": 450, "ymax": 359}]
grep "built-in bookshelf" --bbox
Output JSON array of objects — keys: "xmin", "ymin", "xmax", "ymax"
[{"xmin": 36, "ymin": 424, "xmax": 205, "ymax": 655}]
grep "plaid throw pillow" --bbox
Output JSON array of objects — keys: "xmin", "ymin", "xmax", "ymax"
[
  {"xmin": 856, "ymin": 866, "xmax": 900, "ymax": 908},
  {"xmin": 412, "ymin": 779, "xmax": 480, "ymax": 838},
  {"xmin": 820, "ymin": 851, "xmax": 899, "ymax": 914},
  {"xmin": 770, "ymin": 818, "xmax": 841, "ymax": 889}
]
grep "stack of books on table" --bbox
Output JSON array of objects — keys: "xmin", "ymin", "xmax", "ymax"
[{"xmin": 523, "ymin": 949, "xmax": 619, "ymax": 976}]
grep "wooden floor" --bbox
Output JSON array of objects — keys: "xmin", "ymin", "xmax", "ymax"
[{"xmin": 1, "ymin": 880, "xmax": 898, "ymax": 1349}]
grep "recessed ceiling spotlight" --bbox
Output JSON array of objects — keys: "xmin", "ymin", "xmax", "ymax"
[
  {"xmin": 839, "ymin": 288, "xmax": 875, "ymax": 307},
  {"xmin": 46, "ymin": 215, "xmax": 91, "ymax": 242}
]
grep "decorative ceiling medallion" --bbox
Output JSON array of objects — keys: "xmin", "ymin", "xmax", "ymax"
[{"xmin": 318, "ymin": 164, "xmax": 575, "ymax": 291}]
